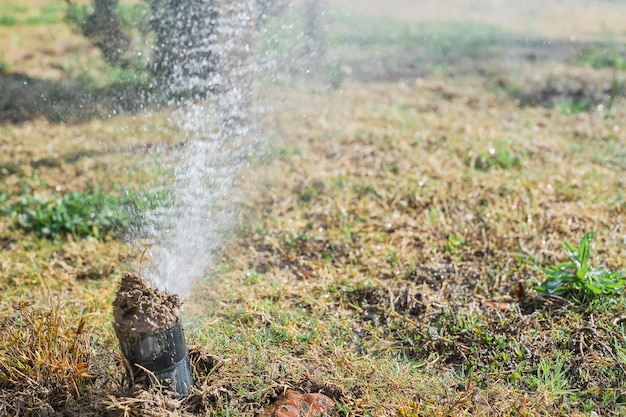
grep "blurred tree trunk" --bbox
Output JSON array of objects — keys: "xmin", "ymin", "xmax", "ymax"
[
  {"xmin": 73, "ymin": 0, "xmax": 257, "ymax": 128},
  {"xmin": 148, "ymin": 0, "xmax": 219, "ymax": 97},
  {"xmin": 304, "ymin": 0, "xmax": 325, "ymax": 63},
  {"xmin": 148, "ymin": 0, "xmax": 257, "ymax": 130},
  {"xmin": 68, "ymin": 0, "xmax": 129, "ymax": 65}
]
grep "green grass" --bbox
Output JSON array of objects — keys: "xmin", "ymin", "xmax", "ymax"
[
  {"xmin": 0, "ymin": 4, "xmax": 27, "ymax": 14},
  {"xmin": 0, "ymin": 57, "xmax": 10, "ymax": 73},
  {"xmin": 0, "ymin": 16, "xmax": 17, "ymax": 26},
  {"xmin": 328, "ymin": 15, "xmax": 511, "ymax": 56},
  {"xmin": 0, "ymin": 2, "xmax": 26, "ymax": 26},
  {"xmin": 577, "ymin": 42, "xmax": 626, "ymax": 113},
  {"xmin": 529, "ymin": 356, "xmax": 578, "ymax": 405},
  {"xmin": 557, "ymin": 97, "xmax": 591, "ymax": 115},
  {"xmin": 578, "ymin": 42, "xmax": 626, "ymax": 70},
  {"xmin": 0, "ymin": 4, "xmax": 64, "ymax": 26},
  {"xmin": 464, "ymin": 141, "xmax": 523, "ymax": 171}
]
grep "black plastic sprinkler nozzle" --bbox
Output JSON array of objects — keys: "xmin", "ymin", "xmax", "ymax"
[
  {"xmin": 113, "ymin": 272, "xmax": 194, "ymax": 396},
  {"xmin": 115, "ymin": 320, "xmax": 194, "ymax": 395}
]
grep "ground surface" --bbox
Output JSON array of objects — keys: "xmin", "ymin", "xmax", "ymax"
[
  {"xmin": 333, "ymin": 0, "xmax": 626, "ymax": 41},
  {"xmin": 0, "ymin": 0, "xmax": 625, "ymax": 416}
]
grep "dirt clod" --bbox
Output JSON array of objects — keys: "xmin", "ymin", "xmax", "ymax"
[
  {"xmin": 258, "ymin": 390, "xmax": 334, "ymax": 417},
  {"xmin": 113, "ymin": 272, "xmax": 181, "ymax": 333}
]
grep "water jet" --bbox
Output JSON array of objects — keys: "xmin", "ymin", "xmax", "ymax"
[
  {"xmin": 139, "ymin": 0, "xmax": 257, "ymax": 296},
  {"xmin": 113, "ymin": 272, "xmax": 193, "ymax": 395}
]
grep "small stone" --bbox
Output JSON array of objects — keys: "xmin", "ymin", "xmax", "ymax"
[{"xmin": 258, "ymin": 390, "xmax": 334, "ymax": 417}]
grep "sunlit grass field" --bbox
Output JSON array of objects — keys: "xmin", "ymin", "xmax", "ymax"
[{"xmin": 1, "ymin": 1, "xmax": 625, "ymax": 415}]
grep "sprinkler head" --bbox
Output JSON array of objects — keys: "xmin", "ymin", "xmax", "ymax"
[{"xmin": 113, "ymin": 272, "xmax": 194, "ymax": 395}]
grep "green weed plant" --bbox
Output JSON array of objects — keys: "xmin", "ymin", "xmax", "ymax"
[
  {"xmin": 0, "ymin": 187, "xmax": 165, "ymax": 240},
  {"xmin": 535, "ymin": 231, "xmax": 626, "ymax": 301},
  {"xmin": 465, "ymin": 142, "xmax": 522, "ymax": 171}
]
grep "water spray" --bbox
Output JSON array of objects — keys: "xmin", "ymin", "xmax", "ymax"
[
  {"xmin": 111, "ymin": 1, "xmax": 258, "ymax": 395},
  {"xmin": 141, "ymin": 0, "xmax": 257, "ymax": 296},
  {"xmin": 113, "ymin": 272, "xmax": 193, "ymax": 395}
]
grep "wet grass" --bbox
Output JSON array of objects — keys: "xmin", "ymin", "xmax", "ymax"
[{"xmin": 1, "ymin": 0, "xmax": 626, "ymax": 416}]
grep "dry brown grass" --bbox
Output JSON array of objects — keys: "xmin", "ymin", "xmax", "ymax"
[{"xmin": 0, "ymin": 300, "xmax": 93, "ymax": 415}]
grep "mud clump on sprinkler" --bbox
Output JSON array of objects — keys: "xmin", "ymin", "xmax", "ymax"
[
  {"xmin": 114, "ymin": 272, "xmax": 180, "ymax": 332},
  {"xmin": 113, "ymin": 272, "xmax": 193, "ymax": 395}
]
